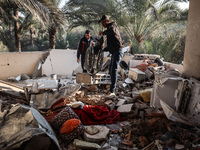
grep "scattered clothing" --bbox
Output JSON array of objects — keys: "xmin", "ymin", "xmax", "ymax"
[{"xmin": 73, "ymin": 105, "xmax": 124, "ymax": 125}]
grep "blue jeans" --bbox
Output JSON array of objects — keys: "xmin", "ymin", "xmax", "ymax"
[{"xmin": 109, "ymin": 50, "xmax": 123, "ymax": 93}]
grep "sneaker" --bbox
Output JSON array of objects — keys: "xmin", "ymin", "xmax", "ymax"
[{"xmin": 108, "ymin": 92, "xmax": 116, "ymax": 98}]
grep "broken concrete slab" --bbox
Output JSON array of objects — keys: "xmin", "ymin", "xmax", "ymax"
[
  {"xmin": 105, "ymin": 100, "xmax": 116, "ymax": 110},
  {"xmin": 117, "ymin": 104, "xmax": 133, "ymax": 113},
  {"xmin": 8, "ymin": 75, "xmax": 21, "ymax": 82},
  {"xmin": 21, "ymin": 73, "xmax": 30, "ymax": 80},
  {"xmin": 26, "ymin": 78, "xmax": 58, "ymax": 90},
  {"xmin": 73, "ymin": 139, "xmax": 101, "ymax": 149},
  {"xmin": 0, "ymin": 80, "xmax": 25, "ymax": 100},
  {"xmin": 76, "ymin": 73, "xmax": 92, "ymax": 85},
  {"xmin": 106, "ymin": 123, "xmax": 122, "ymax": 133},
  {"xmin": 125, "ymin": 78, "xmax": 134, "ymax": 84},
  {"xmin": 101, "ymin": 143, "xmax": 118, "ymax": 150},
  {"xmin": 85, "ymin": 126, "xmax": 100, "ymax": 135},
  {"xmin": 116, "ymin": 99, "xmax": 126, "ymax": 106},
  {"xmin": 124, "ymin": 97, "xmax": 135, "ymax": 103},
  {"xmin": 128, "ymin": 68, "xmax": 146, "ymax": 82},
  {"xmin": 84, "ymin": 125, "xmax": 110, "ymax": 143}
]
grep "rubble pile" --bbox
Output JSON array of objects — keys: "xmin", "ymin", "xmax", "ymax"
[{"xmin": 1, "ymin": 54, "xmax": 200, "ymax": 150}]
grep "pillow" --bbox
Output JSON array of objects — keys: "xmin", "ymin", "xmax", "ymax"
[
  {"xmin": 60, "ymin": 119, "xmax": 81, "ymax": 134},
  {"xmin": 50, "ymin": 106, "xmax": 85, "ymax": 146}
]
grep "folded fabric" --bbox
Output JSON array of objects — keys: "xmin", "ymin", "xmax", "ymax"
[
  {"xmin": 73, "ymin": 105, "xmax": 123, "ymax": 125},
  {"xmin": 60, "ymin": 119, "xmax": 81, "ymax": 134}
]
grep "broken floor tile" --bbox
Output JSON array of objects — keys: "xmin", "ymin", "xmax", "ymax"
[
  {"xmin": 73, "ymin": 139, "xmax": 101, "ymax": 149},
  {"xmin": 116, "ymin": 99, "xmax": 126, "ymax": 107},
  {"xmin": 117, "ymin": 104, "xmax": 133, "ymax": 113},
  {"xmin": 101, "ymin": 143, "xmax": 118, "ymax": 150},
  {"xmin": 84, "ymin": 125, "xmax": 110, "ymax": 143},
  {"xmin": 106, "ymin": 123, "xmax": 122, "ymax": 133},
  {"xmin": 125, "ymin": 78, "xmax": 134, "ymax": 84},
  {"xmin": 105, "ymin": 100, "xmax": 116, "ymax": 110},
  {"xmin": 124, "ymin": 97, "xmax": 134, "ymax": 103}
]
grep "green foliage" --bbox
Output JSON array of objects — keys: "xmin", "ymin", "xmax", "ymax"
[
  {"xmin": 136, "ymin": 29, "xmax": 186, "ymax": 64},
  {"xmin": 26, "ymin": 45, "xmax": 38, "ymax": 51},
  {"xmin": 0, "ymin": 41, "xmax": 9, "ymax": 52},
  {"xmin": 55, "ymin": 33, "xmax": 68, "ymax": 49}
]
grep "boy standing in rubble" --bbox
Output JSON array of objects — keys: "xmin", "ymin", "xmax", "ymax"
[
  {"xmin": 99, "ymin": 15, "xmax": 123, "ymax": 96},
  {"xmin": 77, "ymin": 30, "xmax": 93, "ymax": 73}
]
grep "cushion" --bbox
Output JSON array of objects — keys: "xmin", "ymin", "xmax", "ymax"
[
  {"xmin": 60, "ymin": 119, "xmax": 81, "ymax": 134},
  {"xmin": 50, "ymin": 106, "xmax": 85, "ymax": 146}
]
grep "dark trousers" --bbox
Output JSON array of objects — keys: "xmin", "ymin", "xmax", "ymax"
[
  {"xmin": 109, "ymin": 50, "xmax": 123, "ymax": 93},
  {"xmin": 81, "ymin": 54, "xmax": 87, "ymax": 73}
]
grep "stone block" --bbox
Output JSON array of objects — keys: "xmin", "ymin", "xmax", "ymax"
[
  {"xmin": 73, "ymin": 139, "xmax": 101, "ymax": 149},
  {"xmin": 116, "ymin": 99, "xmax": 126, "ymax": 106},
  {"xmin": 117, "ymin": 104, "xmax": 133, "ymax": 113},
  {"xmin": 105, "ymin": 100, "xmax": 116, "ymax": 110},
  {"xmin": 128, "ymin": 68, "xmax": 146, "ymax": 82},
  {"xmin": 76, "ymin": 73, "xmax": 92, "ymax": 85},
  {"xmin": 84, "ymin": 125, "xmax": 110, "ymax": 143}
]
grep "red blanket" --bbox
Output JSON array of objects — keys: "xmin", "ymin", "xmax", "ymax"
[{"xmin": 73, "ymin": 105, "xmax": 123, "ymax": 125}]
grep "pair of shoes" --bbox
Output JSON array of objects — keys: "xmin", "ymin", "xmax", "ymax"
[{"xmin": 107, "ymin": 92, "xmax": 116, "ymax": 98}]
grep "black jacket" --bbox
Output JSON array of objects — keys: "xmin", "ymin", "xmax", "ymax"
[
  {"xmin": 77, "ymin": 36, "xmax": 93, "ymax": 59},
  {"xmin": 103, "ymin": 22, "xmax": 123, "ymax": 54}
]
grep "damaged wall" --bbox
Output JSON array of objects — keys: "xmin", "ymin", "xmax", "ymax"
[
  {"xmin": 42, "ymin": 49, "xmax": 80, "ymax": 76},
  {"xmin": 0, "ymin": 51, "xmax": 44, "ymax": 80}
]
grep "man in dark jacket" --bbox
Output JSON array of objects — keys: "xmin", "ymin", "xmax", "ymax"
[
  {"xmin": 99, "ymin": 15, "xmax": 123, "ymax": 96},
  {"xmin": 77, "ymin": 30, "xmax": 92, "ymax": 73}
]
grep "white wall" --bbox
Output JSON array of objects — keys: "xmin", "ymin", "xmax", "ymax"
[
  {"xmin": 42, "ymin": 49, "xmax": 80, "ymax": 76},
  {"xmin": 0, "ymin": 51, "xmax": 44, "ymax": 80}
]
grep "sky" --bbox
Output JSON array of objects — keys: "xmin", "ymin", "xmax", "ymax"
[{"xmin": 59, "ymin": 0, "xmax": 189, "ymax": 9}]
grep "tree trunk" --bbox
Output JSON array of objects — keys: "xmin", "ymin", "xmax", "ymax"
[
  {"xmin": 30, "ymin": 28, "xmax": 34, "ymax": 45},
  {"xmin": 49, "ymin": 27, "xmax": 56, "ymax": 49},
  {"xmin": 14, "ymin": 8, "xmax": 21, "ymax": 52},
  {"xmin": 9, "ymin": 24, "xmax": 12, "ymax": 36},
  {"xmin": 182, "ymin": 0, "xmax": 200, "ymax": 78}
]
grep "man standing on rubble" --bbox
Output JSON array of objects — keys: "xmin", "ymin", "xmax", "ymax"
[
  {"xmin": 99, "ymin": 15, "xmax": 123, "ymax": 96},
  {"xmin": 77, "ymin": 30, "xmax": 93, "ymax": 73}
]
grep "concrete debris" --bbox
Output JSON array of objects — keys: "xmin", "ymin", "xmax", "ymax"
[
  {"xmin": 21, "ymin": 73, "xmax": 30, "ymax": 80},
  {"xmin": 32, "ymin": 50, "xmax": 50, "ymax": 79},
  {"xmin": 116, "ymin": 99, "xmax": 126, "ymax": 106},
  {"xmin": 73, "ymin": 139, "xmax": 101, "ymax": 149},
  {"xmin": 1, "ymin": 52, "xmax": 200, "ymax": 150},
  {"xmin": 85, "ymin": 126, "xmax": 100, "ymax": 135},
  {"xmin": 0, "ymin": 104, "xmax": 60, "ymax": 150},
  {"xmin": 125, "ymin": 78, "xmax": 134, "ymax": 84},
  {"xmin": 8, "ymin": 75, "xmax": 21, "ymax": 82},
  {"xmin": 104, "ymin": 100, "xmax": 116, "ymax": 110},
  {"xmin": 128, "ymin": 68, "xmax": 146, "ymax": 82},
  {"xmin": 84, "ymin": 125, "xmax": 110, "ymax": 143},
  {"xmin": 117, "ymin": 104, "xmax": 133, "ymax": 113}
]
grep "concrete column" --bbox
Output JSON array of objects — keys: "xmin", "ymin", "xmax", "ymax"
[{"xmin": 183, "ymin": 0, "xmax": 200, "ymax": 78}]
